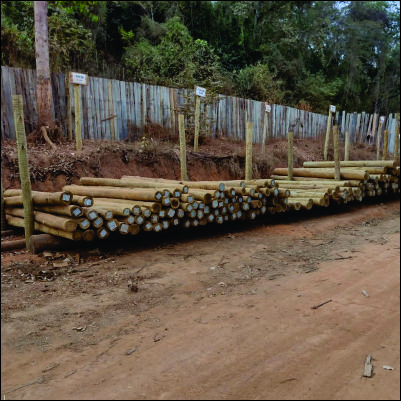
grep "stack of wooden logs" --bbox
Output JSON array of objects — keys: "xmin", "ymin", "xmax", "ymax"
[
  {"xmin": 3, "ymin": 160, "xmax": 399, "ymax": 244},
  {"xmin": 3, "ymin": 176, "xmax": 286, "ymax": 242},
  {"xmin": 271, "ymin": 160, "xmax": 400, "ymax": 206}
]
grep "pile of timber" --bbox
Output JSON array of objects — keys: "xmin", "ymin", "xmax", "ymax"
[
  {"xmin": 3, "ymin": 161, "xmax": 399, "ymax": 245},
  {"xmin": 271, "ymin": 160, "xmax": 400, "ymax": 206},
  {"xmin": 3, "ymin": 176, "xmax": 285, "ymax": 242}
]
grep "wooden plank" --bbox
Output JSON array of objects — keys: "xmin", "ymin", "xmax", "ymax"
[
  {"xmin": 87, "ymin": 77, "xmax": 94, "ymax": 140},
  {"xmin": 102, "ymin": 78, "xmax": 110, "ymax": 140},
  {"xmin": 120, "ymin": 80, "xmax": 127, "ymax": 140}
]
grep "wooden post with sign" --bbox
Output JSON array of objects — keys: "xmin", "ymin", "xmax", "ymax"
[
  {"xmin": 394, "ymin": 113, "xmax": 400, "ymax": 163},
  {"xmin": 194, "ymin": 86, "xmax": 205, "ymax": 152},
  {"xmin": 178, "ymin": 114, "xmax": 187, "ymax": 181},
  {"xmin": 376, "ymin": 116, "xmax": 385, "ymax": 160},
  {"xmin": 344, "ymin": 131, "xmax": 350, "ymax": 161},
  {"xmin": 261, "ymin": 103, "xmax": 271, "ymax": 154},
  {"xmin": 12, "ymin": 95, "xmax": 34, "ymax": 249},
  {"xmin": 69, "ymin": 72, "xmax": 88, "ymax": 151},
  {"xmin": 245, "ymin": 121, "xmax": 253, "ymax": 181},
  {"xmin": 324, "ymin": 105, "xmax": 335, "ymax": 160}
]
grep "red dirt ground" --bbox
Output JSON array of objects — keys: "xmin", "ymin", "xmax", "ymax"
[{"xmin": 1, "ymin": 135, "xmax": 399, "ymax": 400}]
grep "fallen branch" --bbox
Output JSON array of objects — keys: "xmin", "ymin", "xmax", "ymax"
[{"xmin": 311, "ymin": 299, "xmax": 332, "ymax": 309}]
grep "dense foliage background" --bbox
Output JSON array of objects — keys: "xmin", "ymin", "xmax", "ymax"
[{"xmin": 1, "ymin": 0, "xmax": 400, "ymax": 114}]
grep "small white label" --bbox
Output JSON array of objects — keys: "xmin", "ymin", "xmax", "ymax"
[
  {"xmin": 73, "ymin": 208, "xmax": 81, "ymax": 216},
  {"xmin": 380, "ymin": 116, "xmax": 385, "ymax": 123},
  {"xmin": 69, "ymin": 72, "xmax": 88, "ymax": 85},
  {"xmin": 265, "ymin": 103, "xmax": 271, "ymax": 113},
  {"xmin": 108, "ymin": 220, "xmax": 117, "ymax": 230},
  {"xmin": 195, "ymin": 86, "xmax": 206, "ymax": 97},
  {"xmin": 330, "ymin": 105, "xmax": 336, "ymax": 112}
]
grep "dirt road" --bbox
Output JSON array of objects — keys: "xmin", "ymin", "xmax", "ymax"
[{"xmin": 1, "ymin": 199, "xmax": 400, "ymax": 400}]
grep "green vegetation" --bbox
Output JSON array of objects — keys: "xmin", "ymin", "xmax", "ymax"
[{"xmin": 1, "ymin": 1, "xmax": 399, "ymax": 114}]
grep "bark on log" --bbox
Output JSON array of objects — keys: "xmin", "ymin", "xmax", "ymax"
[
  {"xmin": 273, "ymin": 168, "xmax": 369, "ymax": 181},
  {"xmin": 1, "ymin": 238, "xmax": 26, "ymax": 252}
]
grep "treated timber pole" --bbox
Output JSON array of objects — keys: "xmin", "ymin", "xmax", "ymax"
[
  {"xmin": 1, "ymin": 179, "xmax": 6, "ymax": 231},
  {"xmin": 74, "ymin": 84, "xmax": 83, "ymax": 151},
  {"xmin": 261, "ymin": 104, "xmax": 270, "ymax": 154},
  {"xmin": 324, "ymin": 105, "xmax": 334, "ymax": 160},
  {"xmin": 395, "ymin": 113, "xmax": 400, "ymax": 163},
  {"xmin": 344, "ymin": 131, "xmax": 350, "ymax": 161},
  {"xmin": 288, "ymin": 131, "xmax": 294, "ymax": 181},
  {"xmin": 178, "ymin": 113, "xmax": 187, "ymax": 181},
  {"xmin": 382, "ymin": 129, "xmax": 389, "ymax": 160},
  {"xmin": 194, "ymin": 86, "xmax": 200, "ymax": 152},
  {"xmin": 12, "ymin": 95, "xmax": 34, "ymax": 249},
  {"xmin": 333, "ymin": 116, "xmax": 341, "ymax": 181},
  {"xmin": 245, "ymin": 121, "xmax": 253, "ymax": 181}
]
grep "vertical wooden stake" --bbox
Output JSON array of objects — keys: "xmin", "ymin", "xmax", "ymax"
[
  {"xmin": 376, "ymin": 117, "xmax": 384, "ymax": 160},
  {"xmin": 65, "ymin": 76, "xmax": 73, "ymax": 140},
  {"xmin": 261, "ymin": 111, "xmax": 268, "ymax": 154},
  {"xmin": 194, "ymin": 87, "xmax": 200, "ymax": 152},
  {"xmin": 108, "ymin": 80, "xmax": 115, "ymax": 141},
  {"xmin": 382, "ymin": 129, "xmax": 389, "ymax": 160},
  {"xmin": 333, "ymin": 116, "xmax": 341, "ymax": 181},
  {"xmin": 288, "ymin": 131, "xmax": 294, "ymax": 181},
  {"xmin": 344, "ymin": 131, "xmax": 350, "ymax": 161},
  {"xmin": 74, "ymin": 84, "xmax": 83, "ymax": 151},
  {"xmin": 178, "ymin": 114, "xmax": 187, "ymax": 181},
  {"xmin": 245, "ymin": 121, "xmax": 253, "ymax": 181},
  {"xmin": 324, "ymin": 106, "xmax": 333, "ymax": 160},
  {"xmin": 1, "ymin": 178, "xmax": 6, "ymax": 231},
  {"xmin": 12, "ymin": 95, "xmax": 34, "ymax": 249},
  {"xmin": 394, "ymin": 113, "xmax": 400, "ymax": 163}
]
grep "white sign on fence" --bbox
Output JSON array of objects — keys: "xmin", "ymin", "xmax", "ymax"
[
  {"xmin": 195, "ymin": 86, "xmax": 206, "ymax": 97},
  {"xmin": 69, "ymin": 72, "xmax": 88, "ymax": 85},
  {"xmin": 330, "ymin": 105, "xmax": 336, "ymax": 112},
  {"xmin": 265, "ymin": 103, "xmax": 271, "ymax": 113}
]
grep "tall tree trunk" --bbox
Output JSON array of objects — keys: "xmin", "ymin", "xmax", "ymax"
[{"xmin": 34, "ymin": 1, "xmax": 54, "ymax": 128}]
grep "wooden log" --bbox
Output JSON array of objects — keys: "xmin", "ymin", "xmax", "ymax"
[
  {"xmin": 1, "ymin": 238, "xmax": 26, "ymax": 252},
  {"xmin": 6, "ymin": 215, "xmax": 82, "ymax": 240},
  {"xmin": 63, "ymin": 185, "xmax": 163, "ymax": 202},
  {"xmin": 3, "ymin": 191, "xmax": 72, "ymax": 206},
  {"xmin": 96, "ymin": 227, "xmax": 109, "ymax": 239},
  {"xmin": 194, "ymin": 89, "xmax": 200, "ymax": 152},
  {"xmin": 94, "ymin": 198, "xmax": 160, "ymax": 214},
  {"xmin": 29, "ymin": 233, "xmax": 76, "ymax": 253},
  {"xmin": 90, "ymin": 203, "xmax": 130, "ymax": 217},
  {"xmin": 291, "ymin": 197, "xmax": 326, "ymax": 207},
  {"xmin": 71, "ymin": 195, "xmax": 93, "ymax": 207},
  {"xmin": 1, "ymin": 179, "xmax": 7, "ymax": 231},
  {"xmin": 34, "ymin": 204, "xmax": 83, "ymax": 217},
  {"xmin": 91, "ymin": 216, "xmax": 104, "ymax": 229},
  {"xmin": 394, "ymin": 113, "xmax": 400, "ymax": 163},
  {"xmin": 118, "ymin": 221, "xmax": 130, "ymax": 235},
  {"xmin": 273, "ymin": 168, "xmax": 369, "ymax": 181},
  {"xmin": 129, "ymin": 223, "xmax": 140, "ymax": 235},
  {"xmin": 81, "ymin": 207, "xmax": 98, "ymax": 220},
  {"xmin": 82, "ymin": 229, "xmax": 95, "ymax": 241},
  {"xmin": 303, "ymin": 161, "xmax": 396, "ymax": 168},
  {"xmin": 5, "ymin": 207, "xmax": 78, "ymax": 232},
  {"xmin": 74, "ymin": 84, "xmax": 83, "ymax": 151}
]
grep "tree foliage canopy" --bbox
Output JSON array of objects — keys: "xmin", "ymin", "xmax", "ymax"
[{"xmin": 1, "ymin": 0, "xmax": 399, "ymax": 114}]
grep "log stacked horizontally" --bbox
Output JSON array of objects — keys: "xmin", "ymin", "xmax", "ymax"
[{"xmin": 3, "ymin": 160, "xmax": 399, "ymax": 248}]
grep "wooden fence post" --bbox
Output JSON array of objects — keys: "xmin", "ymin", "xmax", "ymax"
[
  {"xmin": 382, "ymin": 129, "xmax": 389, "ymax": 160},
  {"xmin": 108, "ymin": 80, "xmax": 115, "ymax": 141},
  {"xmin": 376, "ymin": 116, "xmax": 384, "ymax": 160},
  {"xmin": 194, "ymin": 86, "xmax": 200, "ymax": 152},
  {"xmin": 74, "ymin": 84, "xmax": 83, "ymax": 151},
  {"xmin": 344, "ymin": 131, "xmax": 350, "ymax": 161},
  {"xmin": 1, "ymin": 178, "xmax": 6, "ymax": 231},
  {"xmin": 178, "ymin": 113, "xmax": 187, "ymax": 181},
  {"xmin": 261, "ymin": 103, "xmax": 270, "ymax": 154},
  {"xmin": 394, "ymin": 113, "xmax": 400, "ymax": 163},
  {"xmin": 12, "ymin": 95, "xmax": 34, "ymax": 249},
  {"xmin": 245, "ymin": 121, "xmax": 253, "ymax": 180},
  {"xmin": 324, "ymin": 105, "xmax": 333, "ymax": 160},
  {"xmin": 65, "ymin": 75, "xmax": 73, "ymax": 140},
  {"xmin": 333, "ymin": 116, "xmax": 341, "ymax": 181},
  {"xmin": 288, "ymin": 131, "xmax": 294, "ymax": 181},
  {"xmin": 169, "ymin": 88, "xmax": 176, "ymax": 136}
]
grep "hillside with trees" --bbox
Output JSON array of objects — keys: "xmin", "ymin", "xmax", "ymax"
[{"xmin": 1, "ymin": 1, "xmax": 400, "ymax": 114}]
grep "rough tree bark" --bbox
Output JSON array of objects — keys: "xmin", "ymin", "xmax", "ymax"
[{"xmin": 33, "ymin": 1, "xmax": 58, "ymax": 148}]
